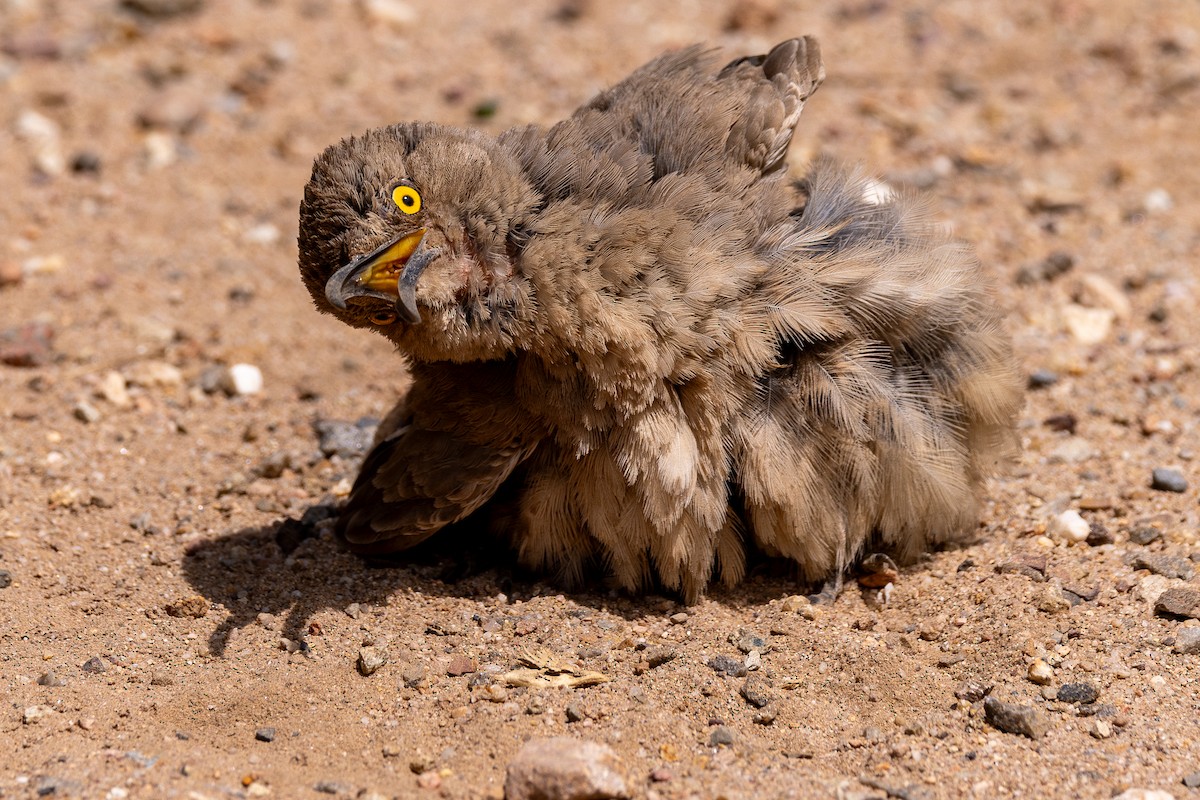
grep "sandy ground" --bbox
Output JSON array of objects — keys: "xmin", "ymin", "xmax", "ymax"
[{"xmin": 2, "ymin": 0, "xmax": 1200, "ymax": 798}]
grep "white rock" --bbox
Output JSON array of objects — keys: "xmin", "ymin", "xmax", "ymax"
[
  {"xmin": 1027, "ymin": 658, "xmax": 1053, "ymax": 685},
  {"xmin": 1076, "ymin": 273, "xmax": 1132, "ymax": 321},
  {"xmin": 22, "ymin": 704, "xmax": 55, "ymax": 724},
  {"xmin": 99, "ymin": 371, "xmax": 130, "ymax": 407},
  {"xmin": 143, "ymin": 132, "xmax": 177, "ymax": 169},
  {"xmin": 1142, "ymin": 188, "xmax": 1173, "ymax": 214},
  {"xmin": 222, "ymin": 363, "xmax": 263, "ymax": 396},
  {"xmin": 1112, "ymin": 790, "xmax": 1175, "ymax": 800},
  {"xmin": 243, "ymin": 223, "xmax": 281, "ymax": 246},
  {"xmin": 1062, "ymin": 303, "xmax": 1114, "ymax": 345},
  {"xmin": 360, "ymin": 0, "xmax": 416, "ymax": 27},
  {"xmin": 15, "ymin": 110, "xmax": 65, "ymax": 175},
  {"xmin": 1049, "ymin": 510, "xmax": 1090, "ymax": 544},
  {"xmin": 125, "ymin": 360, "xmax": 184, "ymax": 389},
  {"xmin": 1134, "ymin": 574, "xmax": 1174, "ymax": 605}
]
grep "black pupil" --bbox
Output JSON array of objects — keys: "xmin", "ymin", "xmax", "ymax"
[{"xmin": 401, "ymin": 194, "xmax": 414, "ymax": 206}]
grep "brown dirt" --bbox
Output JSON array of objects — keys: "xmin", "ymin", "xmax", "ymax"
[{"xmin": 2, "ymin": 1, "xmax": 1199, "ymax": 798}]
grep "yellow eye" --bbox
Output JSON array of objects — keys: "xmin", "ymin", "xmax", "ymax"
[
  {"xmin": 369, "ymin": 309, "xmax": 397, "ymax": 325},
  {"xmin": 392, "ymin": 184, "xmax": 421, "ymax": 214}
]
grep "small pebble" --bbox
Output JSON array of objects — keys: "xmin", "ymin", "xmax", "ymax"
[
  {"xmin": 1062, "ymin": 304, "xmax": 1113, "ymax": 345},
  {"xmin": 1049, "ymin": 510, "xmax": 1090, "ymax": 544},
  {"xmin": 734, "ymin": 630, "xmax": 767, "ymax": 654},
  {"xmin": 1132, "ymin": 553, "xmax": 1195, "ymax": 581},
  {"xmin": 358, "ymin": 646, "xmax": 387, "ymax": 676},
  {"xmin": 1181, "ymin": 772, "xmax": 1200, "ymax": 789},
  {"xmin": 1151, "ymin": 467, "xmax": 1187, "ymax": 493},
  {"xmin": 739, "ymin": 675, "xmax": 773, "ymax": 708},
  {"xmin": 1156, "ymin": 587, "xmax": 1200, "ymax": 620},
  {"xmin": 649, "ymin": 768, "xmax": 673, "ymax": 783},
  {"xmin": 314, "ymin": 417, "xmax": 378, "ymax": 459},
  {"xmin": 983, "ymin": 696, "xmax": 1049, "ymax": 740},
  {"xmin": 1086, "ymin": 522, "xmax": 1114, "ymax": 547},
  {"xmin": 255, "ymin": 727, "xmax": 276, "ymax": 743},
  {"xmin": 38, "ymin": 671, "xmax": 67, "ymax": 687},
  {"xmin": 73, "ymin": 401, "xmax": 101, "ymax": 423},
  {"xmin": 504, "ymin": 737, "xmax": 628, "ymax": 800},
  {"xmin": 565, "ymin": 702, "xmax": 587, "ymax": 723},
  {"xmin": 0, "ymin": 570, "xmax": 13, "ymax": 589},
  {"xmin": 1056, "ymin": 682, "xmax": 1100, "ymax": 704},
  {"xmin": 401, "ymin": 663, "xmax": 427, "ymax": 689},
  {"xmin": 708, "ymin": 726, "xmax": 735, "ymax": 747},
  {"xmin": 643, "ymin": 646, "xmax": 677, "ymax": 668},
  {"xmin": 1027, "ymin": 659, "xmax": 1053, "ymax": 686},
  {"xmin": 1128, "ymin": 526, "xmax": 1162, "ymax": 546},
  {"xmin": 669, "ymin": 612, "xmax": 689, "ymax": 625},
  {"xmin": 446, "ymin": 655, "xmax": 476, "ymax": 676},
  {"xmin": 1173, "ymin": 626, "xmax": 1200, "ymax": 654},
  {"xmin": 314, "ymin": 780, "xmax": 351, "ymax": 795},
  {"xmin": 1032, "ymin": 585, "xmax": 1071, "ymax": 614},
  {"xmin": 1089, "ymin": 720, "xmax": 1113, "ymax": 739},
  {"xmin": 1027, "ymin": 369, "xmax": 1059, "ymax": 389},
  {"xmin": 81, "ymin": 656, "xmax": 107, "ymax": 674},
  {"xmin": 953, "ymin": 680, "xmax": 992, "ymax": 702},
  {"xmin": 22, "ymin": 704, "xmax": 55, "ymax": 724},
  {"xmin": 707, "ymin": 655, "xmax": 747, "ymax": 678},
  {"xmin": 220, "ymin": 363, "xmax": 264, "ymax": 396}
]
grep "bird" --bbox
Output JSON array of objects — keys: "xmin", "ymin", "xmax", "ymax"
[{"xmin": 297, "ymin": 37, "xmax": 1022, "ymax": 603}]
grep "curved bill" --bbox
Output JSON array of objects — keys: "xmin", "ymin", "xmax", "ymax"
[{"xmin": 325, "ymin": 228, "xmax": 431, "ymax": 322}]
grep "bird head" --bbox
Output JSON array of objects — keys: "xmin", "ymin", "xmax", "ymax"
[{"xmin": 298, "ymin": 123, "xmax": 542, "ymax": 362}]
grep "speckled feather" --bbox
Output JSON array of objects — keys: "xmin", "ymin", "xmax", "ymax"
[{"xmin": 297, "ymin": 38, "xmax": 1022, "ymax": 601}]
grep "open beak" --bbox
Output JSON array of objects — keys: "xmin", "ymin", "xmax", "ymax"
[{"xmin": 324, "ymin": 228, "xmax": 439, "ymax": 324}]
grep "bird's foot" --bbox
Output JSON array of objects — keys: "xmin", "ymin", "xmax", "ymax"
[{"xmin": 807, "ymin": 572, "xmax": 843, "ymax": 605}]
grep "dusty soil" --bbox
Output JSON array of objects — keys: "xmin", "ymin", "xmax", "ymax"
[{"xmin": 2, "ymin": 0, "xmax": 1199, "ymax": 798}]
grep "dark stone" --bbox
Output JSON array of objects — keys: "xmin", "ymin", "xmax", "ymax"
[
  {"xmin": 983, "ymin": 696, "xmax": 1049, "ymax": 739},
  {"xmin": 1151, "ymin": 467, "xmax": 1188, "ymax": 493},
  {"xmin": 255, "ymin": 727, "xmax": 276, "ymax": 742},
  {"xmin": 706, "ymin": 655, "xmax": 747, "ymax": 678},
  {"xmin": 1027, "ymin": 369, "xmax": 1060, "ymax": 389},
  {"xmin": 1044, "ymin": 413, "xmax": 1077, "ymax": 434},
  {"xmin": 0, "ymin": 569, "xmax": 11, "ymax": 588},
  {"xmin": 1057, "ymin": 683, "xmax": 1100, "ymax": 704},
  {"xmin": 1086, "ymin": 522, "xmax": 1114, "ymax": 547},
  {"xmin": 1156, "ymin": 587, "xmax": 1200, "ymax": 620},
  {"xmin": 1127, "ymin": 526, "xmax": 1162, "ymax": 546},
  {"xmin": 81, "ymin": 656, "xmax": 107, "ymax": 674},
  {"xmin": 565, "ymin": 702, "xmax": 586, "ymax": 723},
  {"xmin": 1132, "ymin": 553, "xmax": 1195, "ymax": 581}
]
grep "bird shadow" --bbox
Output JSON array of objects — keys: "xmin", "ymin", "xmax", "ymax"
[{"xmin": 179, "ymin": 503, "xmax": 831, "ymax": 657}]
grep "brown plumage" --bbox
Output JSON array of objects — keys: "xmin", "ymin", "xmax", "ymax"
[{"xmin": 297, "ymin": 38, "xmax": 1022, "ymax": 602}]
